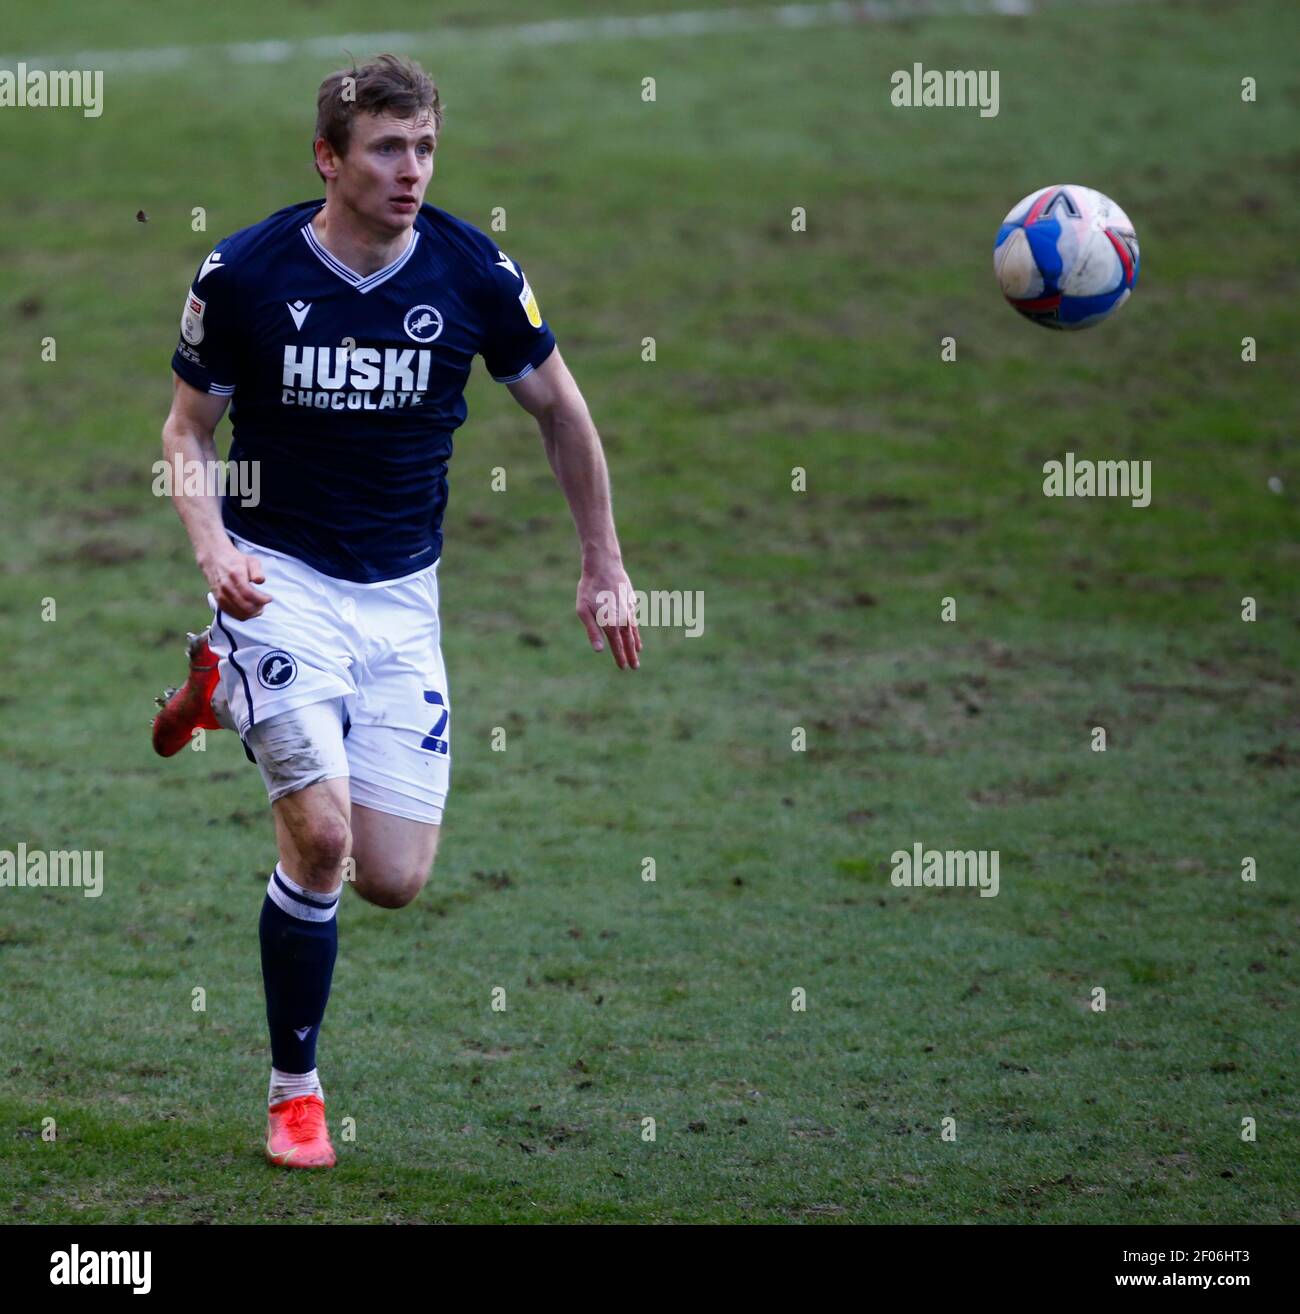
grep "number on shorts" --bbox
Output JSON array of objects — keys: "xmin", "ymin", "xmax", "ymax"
[{"xmin": 420, "ymin": 689, "xmax": 448, "ymax": 755}]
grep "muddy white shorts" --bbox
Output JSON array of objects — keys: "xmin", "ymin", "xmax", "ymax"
[{"xmin": 206, "ymin": 534, "xmax": 451, "ymax": 825}]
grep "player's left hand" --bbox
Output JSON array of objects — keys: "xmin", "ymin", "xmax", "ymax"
[{"xmin": 577, "ymin": 561, "xmax": 641, "ymax": 671}]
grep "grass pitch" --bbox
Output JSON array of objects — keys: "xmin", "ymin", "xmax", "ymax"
[{"xmin": 0, "ymin": 0, "xmax": 1297, "ymax": 1222}]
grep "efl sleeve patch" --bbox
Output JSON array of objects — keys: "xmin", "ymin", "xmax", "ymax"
[
  {"xmin": 180, "ymin": 292, "xmax": 206, "ymax": 345},
  {"xmin": 171, "ymin": 245, "xmax": 239, "ymax": 394},
  {"xmin": 518, "ymin": 279, "xmax": 542, "ymax": 329},
  {"xmin": 482, "ymin": 252, "xmax": 556, "ymax": 382}
]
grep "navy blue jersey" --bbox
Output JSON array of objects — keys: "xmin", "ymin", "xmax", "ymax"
[{"xmin": 171, "ymin": 199, "xmax": 556, "ymax": 583}]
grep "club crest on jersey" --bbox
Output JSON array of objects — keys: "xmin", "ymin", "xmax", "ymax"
[
  {"xmin": 404, "ymin": 304, "xmax": 444, "ymax": 343},
  {"xmin": 518, "ymin": 281, "xmax": 542, "ymax": 329},
  {"xmin": 256, "ymin": 650, "xmax": 298, "ymax": 691},
  {"xmin": 180, "ymin": 292, "xmax": 206, "ymax": 346}
]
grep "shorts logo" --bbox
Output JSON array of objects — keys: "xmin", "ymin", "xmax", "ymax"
[
  {"xmin": 181, "ymin": 292, "xmax": 206, "ymax": 345},
  {"xmin": 257, "ymin": 650, "xmax": 298, "ymax": 690},
  {"xmin": 404, "ymin": 304, "xmax": 444, "ymax": 343}
]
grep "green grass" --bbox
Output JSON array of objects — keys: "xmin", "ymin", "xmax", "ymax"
[{"xmin": 0, "ymin": 0, "xmax": 1297, "ymax": 1222}]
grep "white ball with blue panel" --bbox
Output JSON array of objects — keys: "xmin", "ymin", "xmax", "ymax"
[{"xmin": 994, "ymin": 184, "xmax": 1139, "ymax": 330}]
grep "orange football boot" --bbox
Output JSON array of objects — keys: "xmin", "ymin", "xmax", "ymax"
[
  {"xmin": 152, "ymin": 629, "xmax": 224, "ymax": 756},
  {"xmin": 265, "ymin": 1094, "xmax": 337, "ymax": 1170}
]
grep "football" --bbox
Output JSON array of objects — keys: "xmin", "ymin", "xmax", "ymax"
[{"xmin": 994, "ymin": 184, "xmax": 1140, "ymax": 330}]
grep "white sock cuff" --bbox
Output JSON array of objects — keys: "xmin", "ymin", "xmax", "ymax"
[
  {"xmin": 210, "ymin": 685, "xmax": 238, "ymax": 732},
  {"xmin": 266, "ymin": 865, "xmax": 340, "ymax": 923},
  {"xmin": 269, "ymin": 1066, "xmax": 323, "ymax": 1106}
]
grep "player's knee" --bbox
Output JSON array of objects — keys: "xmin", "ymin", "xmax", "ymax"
[
  {"xmin": 365, "ymin": 869, "xmax": 429, "ymax": 909},
  {"xmin": 294, "ymin": 812, "xmax": 352, "ymax": 882},
  {"xmin": 354, "ymin": 861, "xmax": 432, "ymax": 909}
]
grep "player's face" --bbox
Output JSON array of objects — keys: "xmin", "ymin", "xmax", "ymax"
[{"xmin": 332, "ymin": 110, "xmax": 436, "ymax": 234}]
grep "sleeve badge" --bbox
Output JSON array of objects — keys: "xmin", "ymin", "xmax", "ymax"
[
  {"xmin": 518, "ymin": 280, "xmax": 542, "ymax": 329},
  {"xmin": 180, "ymin": 292, "xmax": 206, "ymax": 346}
]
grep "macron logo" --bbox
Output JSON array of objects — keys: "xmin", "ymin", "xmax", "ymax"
[
  {"xmin": 495, "ymin": 250, "xmax": 519, "ymax": 279},
  {"xmin": 286, "ymin": 300, "xmax": 312, "ymax": 330},
  {"xmin": 198, "ymin": 251, "xmax": 224, "ymax": 282},
  {"xmin": 50, "ymin": 1245, "xmax": 151, "ymax": 1295}
]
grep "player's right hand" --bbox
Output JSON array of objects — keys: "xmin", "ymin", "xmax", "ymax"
[{"xmin": 202, "ymin": 547, "xmax": 273, "ymax": 620}]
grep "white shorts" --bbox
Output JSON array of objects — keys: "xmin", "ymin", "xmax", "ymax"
[{"xmin": 206, "ymin": 534, "xmax": 451, "ymax": 825}]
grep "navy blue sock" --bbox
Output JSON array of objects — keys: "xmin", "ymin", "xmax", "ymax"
[{"xmin": 259, "ymin": 865, "xmax": 339, "ymax": 1073}]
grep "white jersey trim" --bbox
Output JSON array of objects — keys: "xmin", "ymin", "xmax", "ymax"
[
  {"xmin": 300, "ymin": 214, "xmax": 420, "ymax": 294},
  {"xmin": 492, "ymin": 362, "xmax": 536, "ymax": 384},
  {"xmin": 491, "ymin": 339, "xmax": 556, "ymax": 384}
]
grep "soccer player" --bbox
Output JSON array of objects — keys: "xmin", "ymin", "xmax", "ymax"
[{"xmin": 152, "ymin": 54, "xmax": 640, "ymax": 1169}]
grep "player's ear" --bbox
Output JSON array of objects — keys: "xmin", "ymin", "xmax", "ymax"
[{"xmin": 313, "ymin": 136, "xmax": 340, "ymax": 182}]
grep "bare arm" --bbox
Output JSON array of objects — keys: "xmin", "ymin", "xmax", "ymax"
[
  {"xmin": 162, "ymin": 372, "xmax": 272, "ymax": 620},
  {"xmin": 507, "ymin": 348, "xmax": 641, "ymax": 670}
]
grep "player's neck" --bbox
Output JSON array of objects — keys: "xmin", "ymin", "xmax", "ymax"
[{"xmin": 311, "ymin": 201, "xmax": 413, "ymax": 279}]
